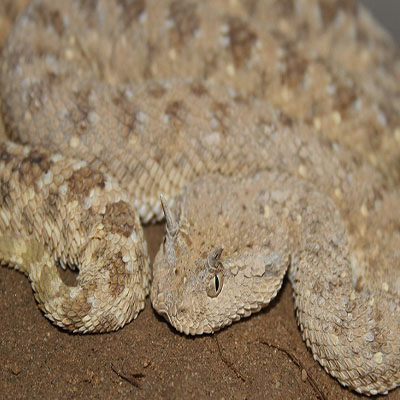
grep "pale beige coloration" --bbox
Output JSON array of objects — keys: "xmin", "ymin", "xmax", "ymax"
[
  {"xmin": 0, "ymin": 141, "xmax": 150, "ymax": 332},
  {"xmin": 0, "ymin": 0, "xmax": 400, "ymax": 396},
  {"xmin": 0, "ymin": 0, "xmax": 31, "ymax": 138}
]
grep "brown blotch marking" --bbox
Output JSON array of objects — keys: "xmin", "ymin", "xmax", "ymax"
[
  {"xmin": 390, "ymin": 220, "xmax": 400, "ymax": 236},
  {"xmin": 112, "ymin": 93, "xmax": 137, "ymax": 137},
  {"xmin": 212, "ymin": 101, "xmax": 230, "ymax": 134},
  {"xmin": 25, "ymin": 150, "xmax": 52, "ymax": 173},
  {"xmin": 232, "ymin": 92, "xmax": 250, "ymax": 105},
  {"xmin": 80, "ymin": 0, "xmax": 99, "ymax": 14},
  {"xmin": 354, "ymin": 22, "xmax": 371, "ymax": 46},
  {"xmin": 142, "ymin": 42, "xmax": 158, "ymax": 80},
  {"xmin": 97, "ymin": 312, "xmax": 119, "ymax": 331},
  {"xmin": 30, "ymin": 3, "xmax": 65, "ymax": 36},
  {"xmin": 239, "ymin": 0, "xmax": 259, "ymax": 16},
  {"xmin": 0, "ymin": 144, "xmax": 11, "ymax": 164},
  {"xmin": 251, "ymin": 68, "xmax": 270, "ymax": 99},
  {"xmin": 43, "ymin": 191, "xmax": 60, "ymax": 221},
  {"xmin": 135, "ymin": 247, "xmax": 147, "ymax": 275},
  {"xmin": 387, "ymin": 155, "xmax": 400, "ymax": 186},
  {"xmin": 13, "ymin": 149, "xmax": 53, "ymax": 186},
  {"xmin": 278, "ymin": 111, "xmax": 293, "ymax": 127},
  {"xmin": 344, "ymin": 297, "xmax": 355, "ymax": 313},
  {"xmin": 366, "ymin": 184, "xmax": 385, "ymax": 211},
  {"xmin": 165, "ymin": 100, "xmax": 187, "ymax": 126},
  {"xmin": 333, "ymin": 83, "xmax": 357, "ymax": 117},
  {"xmin": 280, "ymin": 44, "xmax": 308, "ymax": 87},
  {"xmin": 228, "ymin": 18, "xmax": 257, "ymax": 67},
  {"xmin": 102, "ymin": 201, "xmax": 136, "ymax": 238},
  {"xmin": 20, "ymin": 209, "xmax": 34, "ymax": 236},
  {"xmin": 70, "ymin": 89, "xmax": 92, "ymax": 133},
  {"xmin": 147, "ymin": 83, "xmax": 167, "ymax": 99},
  {"xmin": 61, "ymin": 294, "xmax": 92, "ymax": 320},
  {"xmin": 319, "ymin": 0, "xmax": 358, "ymax": 26},
  {"xmin": 190, "ymin": 82, "xmax": 208, "ymax": 97},
  {"xmin": 168, "ymin": 1, "xmax": 200, "ymax": 47},
  {"xmin": 379, "ymin": 101, "xmax": 400, "ymax": 129},
  {"xmin": 2, "ymin": 45, "xmax": 29, "ymax": 76},
  {"xmin": 275, "ymin": 0, "xmax": 295, "ymax": 17},
  {"xmin": 203, "ymin": 51, "xmax": 218, "ymax": 79},
  {"xmin": 46, "ymin": 70, "xmax": 62, "ymax": 86},
  {"xmin": 1, "ymin": 1, "xmax": 26, "ymax": 21},
  {"xmin": 117, "ymin": 0, "xmax": 146, "ymax": 30},
  {"xmin": 365, "ymin": 125, "xmax": 383, "ymax": 152},
  {"xmin": 79, "ymin": 0, "xmax": 101, "ymax": 28},
  {"xmin": 66, "ymin": 167, "xmax": 105, "ymax": 201},
  {"xmin": 0, "ymin": 178, "xmax": 11, "ymax": 209},
  {"xmin": 49, "ymin": 9, "xmax": 64, "ymax": 36},
  {"xmin": 312, "ymin": 279, "xmax": 324, "ymax": 296},
  {"xmin": 354, "ymin": 275, "xmax": 364, "ymax": 293},
  {"xmin": 108, "ymin": 251, "xmax": 127, "ymax": 298}
]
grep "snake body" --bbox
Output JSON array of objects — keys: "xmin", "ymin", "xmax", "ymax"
[{"xmin": 1, "ymin": 0, "xmax": 400, "ymax": 395}]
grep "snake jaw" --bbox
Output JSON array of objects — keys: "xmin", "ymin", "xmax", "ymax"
[
  {"xmin": 151, "ymin": 175, "xmax": 291, "ymax": 336},
  {"xmin": 151, "ymin": 234, "xmax": 287, "ymax": 336}
]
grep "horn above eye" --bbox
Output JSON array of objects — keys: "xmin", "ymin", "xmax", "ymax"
[
  {"xmin": 207, "ymin": 246, "xmax": 223, "ymax": 269},
  {"xmin": 160, "ymin": 194, "xmax": 178, "ymax": 236}
]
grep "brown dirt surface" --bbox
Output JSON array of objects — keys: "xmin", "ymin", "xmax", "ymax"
[{"xmin": 1, "ymin": 224, "xmax": 399, "ymax": 400}]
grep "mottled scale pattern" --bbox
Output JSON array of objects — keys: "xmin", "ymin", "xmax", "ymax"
[
  {"xmin": 0, "ymin": 141, "xmax": 150, "ymax": 332},
  {"xmin": 0, "ymin": 0, "xmax": 400, "ymax": 395}
]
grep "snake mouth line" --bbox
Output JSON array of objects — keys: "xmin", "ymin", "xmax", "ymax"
[
  {"xmin": 153, "ymin": 302, "xmax": 174, "ymax": 325},
  {"xmin": 153, "ymin": 302, "xmax": 208, "ymax": 335}
]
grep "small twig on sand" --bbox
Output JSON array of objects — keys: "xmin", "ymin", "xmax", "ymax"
[
  {"xmin": 214, "ymin": 335, "xmax": 247, "ymax": 382},
  {"xmin": 259, "ymin": 339, "xmax": 327, "ymax": 400},
  {"xmin": 110, "ymin": 363, "xmax": 145, "ymax": 388}
]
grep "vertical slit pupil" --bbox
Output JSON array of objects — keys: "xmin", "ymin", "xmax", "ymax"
[{"xmin": 214, "ymin": 275, "xmax": 220, "ymax": 292}]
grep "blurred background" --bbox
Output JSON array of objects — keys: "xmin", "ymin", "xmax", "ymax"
[{"xmin": 360, "ymin": 0, "xmax": 400, "ymax": 44}]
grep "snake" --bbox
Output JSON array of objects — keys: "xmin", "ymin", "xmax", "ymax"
[{"xmin": 1, "ymin": 0, "xmax": 400, "ymax": 395}]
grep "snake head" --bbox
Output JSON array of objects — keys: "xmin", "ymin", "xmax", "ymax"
[{"xmin": 151, "ymin": 187, "xmax": 289, "ymax": 335}]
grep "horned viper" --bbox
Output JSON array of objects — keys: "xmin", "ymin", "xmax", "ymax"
[{"xmin": 1, "ymin": 0, "xmax": 400, "ymax": 395}]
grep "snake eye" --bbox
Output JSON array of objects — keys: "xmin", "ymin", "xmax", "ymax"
[
  {"xmin": 207, "ymin": 272, "xmax": 223, "ymax": 298},
  {"xmin": 214, "ymin": 275, "xmax": 220, "ymax": 292}
]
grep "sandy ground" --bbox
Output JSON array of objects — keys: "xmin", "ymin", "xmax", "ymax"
[
  {"xmin": 1, "ymin": 2, "xmax": 400, "ymax": 399},
  {"xmin": 1, "ymin": 224, "xmax": 399, "ymax": 400}
]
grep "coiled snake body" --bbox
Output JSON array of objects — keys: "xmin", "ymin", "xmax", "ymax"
[{"xmin": 1, "ymin": 0, "xmax": 400, "ymax": 395}]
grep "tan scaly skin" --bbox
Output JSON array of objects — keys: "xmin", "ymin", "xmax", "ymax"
[
  {"xmin": 152, "ymin": 171, "xmax": 400, "ymax": 395},
  {"xmin": 0, "ymin": 141, "xmax": 150, "ymax": 332},
  {"xmin": 0, "ymin": 0, "xmax": 400, "ymax": 395}
]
